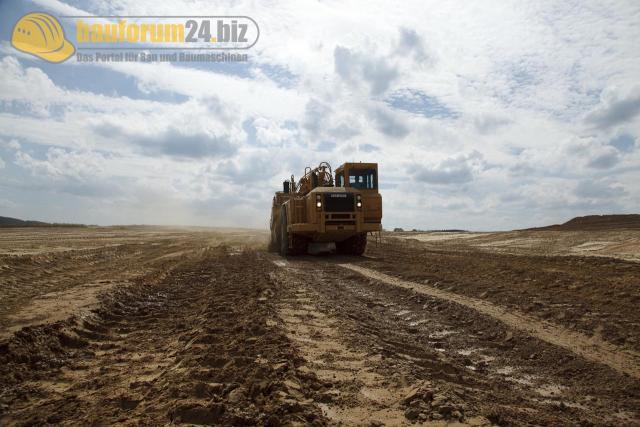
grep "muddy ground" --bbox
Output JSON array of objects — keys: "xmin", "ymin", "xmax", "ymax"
[{"xmin": 0, "ymin": 226, "xmax": 639, "ymax": 426}]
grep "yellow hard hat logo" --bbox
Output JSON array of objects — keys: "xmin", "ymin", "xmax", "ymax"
[{"xmin": 11, "ymin": 12, "xmax": 75, "ymax": 63}]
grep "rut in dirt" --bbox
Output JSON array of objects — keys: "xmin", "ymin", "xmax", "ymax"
[
  {"xmin": 0, "ymin": 247, "xmax": 327, "ymax": 426},
  {"xmin": 342, "ymin": 263, "xmax": 640, "ymax": 379},
  {"xmin": 272, "ymin": 255, "xmax": 640, "ymax": 426},
  {"xmin": 364, "ymin": 237, "xmax": 640, "ymax": 354}
]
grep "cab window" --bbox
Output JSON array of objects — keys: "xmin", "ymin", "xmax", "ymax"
[
  {"xmin": 348, "ymin": 169, "xmax": 377, "ymax": 189},
  {"xmin": 335, "ymin": 172, "xmax": 344, "ymax": 187}
]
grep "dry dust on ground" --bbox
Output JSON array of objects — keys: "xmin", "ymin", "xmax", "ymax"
[
  {"xmin": 1, "ymin": 226, "xmax": 639, "ymax": 426},
  {"xmin": 394, "ymin": 229, "xmax": 640, "ymax": 262}
]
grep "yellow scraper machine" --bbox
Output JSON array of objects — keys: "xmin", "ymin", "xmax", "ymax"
[{"xmin": 270, "ymin": 162, "xmax": 382, "ymax": 255}]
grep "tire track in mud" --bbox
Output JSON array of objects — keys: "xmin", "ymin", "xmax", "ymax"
[
  {"xmin": 0, "ymin": 242, "xmax": 194, "ymax": 335},
  {"xmin": 365, "ymin": 237, "xmax": 640, "ymax": 354},
  {"xmin": 271, "ymin": 258, "xmax": 495, "ymax": 425},
  {"xmin": 272, "ymin": 263, "xmax": 416, "ymax": 425},
  {"xmin": 0, "ymin": 228, "xmax": 270, "ymax": 337},
  {"xmin": 341, "ymin": 263, "xmax": 640, "ymax": 380},
  {"xmin": 273, "ymin": 255, "xmax": 640, "ymax": 426},
  {"xmin": 0, "ymin": 248, "xmax": 326, "ymax": 426}
]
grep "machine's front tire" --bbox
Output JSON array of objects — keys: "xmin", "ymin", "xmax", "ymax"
[
  {"xmin": 336, "ymin": 233, "xmax": 367, "ymax": 256},
  {"xmin": 290, "ymin": 234, "xmax": 309, "ymax": 256}
]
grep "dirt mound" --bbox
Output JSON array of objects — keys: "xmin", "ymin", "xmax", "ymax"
[{"xmin": 534, "ymin": 214, "xmax": 640, "ymax": 231}]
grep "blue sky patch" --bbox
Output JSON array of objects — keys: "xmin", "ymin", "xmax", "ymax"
[
  {"xmin": 385, "ymin": 89, "xmax": 458, "ymax": 119},
  {"xmin": 609, "ymin": 134, "xmax": 636, "ymax": 153},
  {"xmin": 255, "ymin": 63, "xmax": 298, "ymax": 88}
]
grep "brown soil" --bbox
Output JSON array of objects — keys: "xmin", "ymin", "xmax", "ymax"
[
  {"xmin": 1, "ymin": 227, "xmax": 639, "ymax": 426},
  {"xmin": 365, "ymin": 237, "xmax": 640, "ymax": 354},
  {"xmin": 1, "ymin": 244, "xmax": 324, "ymax": 426}
]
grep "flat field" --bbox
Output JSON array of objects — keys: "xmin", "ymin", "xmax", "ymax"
[{"xmin": 0, "ymin": 225, "xmax": 638, "ymax": 425}]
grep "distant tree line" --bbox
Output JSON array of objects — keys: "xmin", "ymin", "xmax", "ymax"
[{"xmin": 0, "ymin": 216, "xmax": 87, "ymax": 228}]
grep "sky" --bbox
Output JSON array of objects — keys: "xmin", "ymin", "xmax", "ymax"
[{"xmin": 0, "ymin": 0, "xmax": 638, "ymax": 230}]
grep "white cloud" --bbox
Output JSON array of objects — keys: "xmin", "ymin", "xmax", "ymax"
[
  {"xmin": 0, "ymin": 198, "xmax": 16, "ymax": 209},
  {"xmin": 411, "ymin": 151, "xmax": 486, "ymax": 185},
  {"xmin": 585, "ymin": 86, "xmax": 640, "ymax": 129}
]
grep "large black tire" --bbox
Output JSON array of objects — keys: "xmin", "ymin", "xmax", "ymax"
[
  {"xmin": 290, "ymin": 234, "xmax": 308, "ymax": 256},
  {"xmin": 268, "ymin": 211, "xmax": 280, "ymax": 253},
  {"xmin": 279, "ymin": 206, "xmax": 289, "ymax": 256},
  {"xmin": 268, "ymin": 234, "xmax": 278, "ymax": 252},
  {"xmin": 336, "ymin": 233, "xmax": 367, "ymax": 256},
  {"xmin": 279, "ymin": 206, "xmax": 308, "ymax": 256}
]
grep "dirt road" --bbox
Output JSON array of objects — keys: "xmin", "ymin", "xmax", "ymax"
[{"xmin": 1, "ymin": 227, "xmax": 639, "ymax": 425}]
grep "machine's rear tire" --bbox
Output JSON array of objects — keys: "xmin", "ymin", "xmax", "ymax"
[
  {"xmin": 279, "ymin": 206, "xmax": 308, "ymax": 256},
  {"xmin": 279, "ymin": 207, "xmax": 289, "ymax": 256},
  {"xmin": 268, "ymin": 236, "xmax": 278, "ymax": 252},
  {"xmin": 273, "ymin": 223, "xmax": 281, "ymax": 253},
  {"xmin": 336, "ymin": 233, "xmax": 367, "ymax": 256},
  {"xmin": 269, "ymin": 213, "xmax": 280, "ymax": 253}
]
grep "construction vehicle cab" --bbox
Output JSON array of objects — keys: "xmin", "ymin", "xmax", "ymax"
[{"xmin": 270, "ymin": 162, "xmax": 382, "ymax": 256}]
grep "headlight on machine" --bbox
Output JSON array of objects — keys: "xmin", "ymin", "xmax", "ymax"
[
  {"xmin": 316, "ymin": 194, "xmax": 322, "ymax": 209},
  {"xmin": 356, "ymin": 194, "xmax": 362, "ymax": 209}
]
